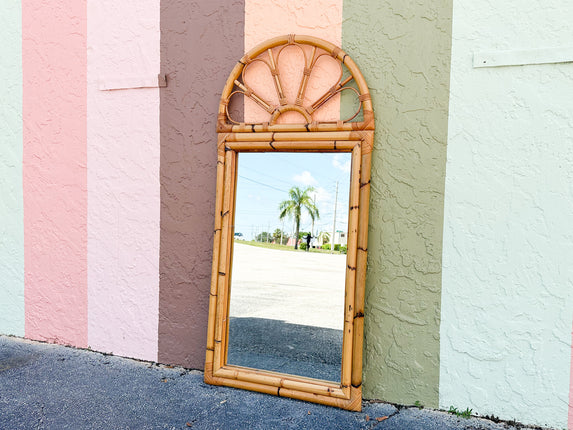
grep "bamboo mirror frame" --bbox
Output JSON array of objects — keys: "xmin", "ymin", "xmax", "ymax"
[{"xmin": 204, "ymin": 34, "xmax": 374, "ymax": 411}]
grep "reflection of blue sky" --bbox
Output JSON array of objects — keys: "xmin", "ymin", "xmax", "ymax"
[{"xmin": 234, "ymin": 153, "xmax": 351, "ymax": 241}]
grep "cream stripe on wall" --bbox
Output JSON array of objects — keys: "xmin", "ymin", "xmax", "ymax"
[
  {"xmin": 0, "ymin": 2, "xmax": 24, "ymax": 336},
  {"xmin": 440, "ymin": 0, "xmax": 573, "ymax": 428},
  {"xmin": 570, "ymin": 325, "xmax": 573, "ymax": 429},
  {"xmin": 87, "ymin": 0, "xmax": 160, "ymax": 361}
]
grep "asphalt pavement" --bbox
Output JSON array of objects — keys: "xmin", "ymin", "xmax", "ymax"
[{"xmin": 0, "ymin": 335, "xmax": 549, "ymax": 430}]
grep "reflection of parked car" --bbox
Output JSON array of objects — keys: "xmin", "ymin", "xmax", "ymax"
[{"xmin": 234, "ymin": 232, "xmax": 244, "ymax": 240}]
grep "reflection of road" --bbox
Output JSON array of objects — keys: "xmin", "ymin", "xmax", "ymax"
[{"xmin": 230, "ymin": 243, "xmax": 346, "ymax": 330}]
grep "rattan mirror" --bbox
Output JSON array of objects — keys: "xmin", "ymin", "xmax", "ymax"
[{"xmin": 204, "ymin": 34, "xmax": 374, "ymax": 411}]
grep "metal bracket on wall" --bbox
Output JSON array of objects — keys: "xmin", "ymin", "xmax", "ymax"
[
  {"xmin": 474, "ymin": 47, "xmax": 573, "ymax": 68},
  {"xmin": 98, "ymin": 73, "xmax": 167, "ymax": 90}
]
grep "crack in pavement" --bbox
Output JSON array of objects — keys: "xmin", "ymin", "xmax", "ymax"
[{"xmin": 35, "ymin": 404, "xmax": 45, "ymax": 430}]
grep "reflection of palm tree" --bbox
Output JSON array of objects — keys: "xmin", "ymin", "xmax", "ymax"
[{"xmin": 279, "ymin": 186, "xmax": 319, "ymax": 250}]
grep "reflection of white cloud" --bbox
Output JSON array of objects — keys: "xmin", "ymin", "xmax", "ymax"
[
  {"xmin": 333, "ymin": 154, "xmax": 351, "ymax": 173},
  {"xmin": 293, "ymin": 171, "xmax": 317, "ymax": 186},
  {"xmin": 313, "ymin": 186, "xmax": 331, "ymax": 205}
]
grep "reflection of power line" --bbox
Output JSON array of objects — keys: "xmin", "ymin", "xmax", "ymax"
[
  {"xmin": 238, "ymin": 175, "xmax": 287, "ymax": 193},
  {"xmin": 241, "ymin": 166, "xmax": 294, "ymax": 186},
  {"xmin": 236, "ymin": 211, "xmax": 279, "ymax": 216},
  {"xmin": 275, "ymin": 157, "xmax": 308, "ymax": 177}
]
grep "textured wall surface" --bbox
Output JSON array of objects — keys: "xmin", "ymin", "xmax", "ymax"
[
  {"xmin": 343, "ymin": 0, "xmax": 453, "ymax": 407},
  {"xmin": 3, "ymin": 3, "xmax": 572, "ymax": 427},
  {"xmin": 87, "ymin": 0, "xmax": 160, "ymax": 361},
  {"xmin": 0, "ymin": 3, "xmax": 24, "ymax": 336},
  {"xmin": 440, "ymin": 0, "xmax": 573, "ymax": 428},
  {"xmin": 23, "ymin": 0, "xmax": 88, "ymax": 347},
  {"xmin": 244, "ymin": 0, "xmax": 342, "ymax": 123},
  {"xmin": 570, "ymin": 323, "xmax": 573, "ymax": 429},
  {"xmin": 158, "ymin": 0, "xmax": 244, "ymax": 368}
]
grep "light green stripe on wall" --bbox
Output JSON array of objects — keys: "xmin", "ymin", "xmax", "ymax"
[
  {"xmin": 0, "ymin": 2, "xmax": 24, "ymax": 336},
  {"xmin": 342, "ymin": 1, "xmax": 453, "ymax": 407}
]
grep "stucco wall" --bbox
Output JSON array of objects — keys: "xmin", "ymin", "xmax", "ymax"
[
  {"xmin": 343, "ymin": 0, "xmax": 453, "ymax": 407},
  {"xmin": 244, "ymin": 0, "xmax": 342, "ymax": 122},
  {"xmin": 87, "ymin": 0, "xmax": 160, "ymax": 361},
  {"xmin": 440, "ymin": 0, "xmax": 573, "ymax": 428},
  {"xmin": 23, "ymin": 0, "xmax": 88, "ymax": 347},
  {"xmin": 158, "ymin": 0, "xmax": 245, "ymax": 368},
  {"xmin": 2, "ymin": 2, "xmax": 572, "ymax": 427},
  {"xmin": 0, "ymin": 2, "xmax": 24, "ymax": 337},
  {"xmin": 570, "ymin": 324, "xmax": 573, "ymax": 429}
]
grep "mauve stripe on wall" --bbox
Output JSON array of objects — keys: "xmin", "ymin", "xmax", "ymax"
[
  {"xmin": 158, "ymin": 0, "xmax": 245, "ymax": 368},
  {"xmin": 0, "ymin": 2, "xmax": 24, "ymax": 336},
  {"xmin": 23, "ymin": 0, "xmax": 88, "ymax": 346},
  {"xmin": 87, "ymin": 0, "xmax": 160, "ymax": 361}
]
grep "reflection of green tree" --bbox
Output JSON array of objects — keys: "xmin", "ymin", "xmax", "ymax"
[
  {"xmin": 255, "ymin": 231, "xmax": 273, "ymax": 243},
  {"xmin": 279, "ymin": 186, "xmax": 319, "ymax": 250},
  {"xmin": 272, "ymin": 228, "xmax": 289, "ymax": 245}
]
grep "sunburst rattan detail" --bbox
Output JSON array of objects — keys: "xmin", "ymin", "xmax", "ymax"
[{"xmin": 217, "ymin": 34, "xmax": 374, "ymax": 133}]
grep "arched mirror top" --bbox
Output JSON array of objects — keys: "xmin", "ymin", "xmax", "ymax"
[{"xmin": 218, "ymin": 34, "xmax": 374, "ymax": 133}]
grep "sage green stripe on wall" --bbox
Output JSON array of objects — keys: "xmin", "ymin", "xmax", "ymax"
[
  {"xmin": 342, "ymin": 1, "xmax": 453, "ymax": 407},
  {"xmin": 0, "ymin": 2, "xmax": 24, "ymax": 336}
]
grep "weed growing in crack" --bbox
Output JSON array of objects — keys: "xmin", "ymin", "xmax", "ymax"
[{"xmin": 448, "ymin": 406, "xmax": 472, "ymax": 419}]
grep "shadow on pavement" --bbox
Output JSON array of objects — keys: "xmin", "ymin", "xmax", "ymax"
[{"xmin": 227, "ymin": 317, "xmax": 342, "ymax": 382}]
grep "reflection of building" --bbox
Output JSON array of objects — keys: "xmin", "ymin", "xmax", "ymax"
[
  {"xmin": 315, "ymin": 233, "xmax": 329, "ymax": 248},
  {"xmin": 314, "ymin": 231, "xmax": 347, "ymax": 248},
  {"xmin": 332, "ymin": 231, "xmax": 347, "ymax": 247},
  {"xmin": 285, "ymin": 237, "xmax": 299, "ymax": 247}
]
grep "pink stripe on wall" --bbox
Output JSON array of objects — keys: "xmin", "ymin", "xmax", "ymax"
[
  {"xmin": 87, "ymin": 0, "xmax": 160, "ymax": 361},
  {"xmin": 244, "ymin": 0, "xmax": 342, "ymax": 123},
  {"xmin": 569, "ymin": 322, "xmax": 573, "ymax": 430},
  {"xmin": 23, "ymin": 1, "xmax": 88, "ymax": 346}
]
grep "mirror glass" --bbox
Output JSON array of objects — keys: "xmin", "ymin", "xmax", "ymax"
[{"xmin": 227, "ymin": 152, "xmax": 351, "ymax": 382}]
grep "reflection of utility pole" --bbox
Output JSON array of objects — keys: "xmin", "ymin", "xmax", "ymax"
[
  {"xmin": 280, "ymin": 219, "xmax": 284, "ymax": 246},
  {"xmin": 267, "ymin": 221, "xmax": 270, "ymax": 243},
  {"xmin": 331, "ymin": 181, "xmax": 338, "ymax": 254},
  {"xmin": 311, "ymin": 194, "xmax": 316, "ymax": 238}
]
